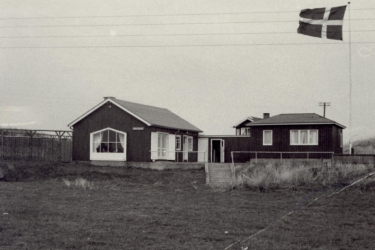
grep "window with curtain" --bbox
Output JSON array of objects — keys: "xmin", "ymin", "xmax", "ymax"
[
  {"xmin": 263, "ymin": 130, "xmax": 272, "ymax": 145},
  {"xmin": 91, "ymin": 129, "xmax": 125, "ymax": 153},
  {"xmin": 290, "ymin": 130, "xmax": 318, "ymax": 145}
]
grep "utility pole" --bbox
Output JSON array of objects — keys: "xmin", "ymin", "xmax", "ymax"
[{"xmin": 319, "ymin": 102, "xmax": 331, "ymax": 117}]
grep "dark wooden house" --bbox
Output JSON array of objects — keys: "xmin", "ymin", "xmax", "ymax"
[
  {"xmin": 246, "ymin": 113, "xmax": 346, "ymax": 159},
  {"xmin": 68, "ymin": 97, "xmax": 202, "ymax": 163}
]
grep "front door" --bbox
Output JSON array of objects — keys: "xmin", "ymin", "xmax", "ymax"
[
  {"xmin": 211, "ymin": 139, "xmax": 225, "ymax": 163},
  {"xmin": 183, "ymin": 135, "xmax": 188, "ymax": 161}
]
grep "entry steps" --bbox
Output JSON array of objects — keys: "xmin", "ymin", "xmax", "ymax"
[{"xmin": 205, "ymin": 163, "xmax": 235, "ymax": 188}]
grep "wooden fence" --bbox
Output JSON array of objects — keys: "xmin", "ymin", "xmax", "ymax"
[{"xmin": 0, "ymin": 129, "xmax": 72, "ymax": 162}]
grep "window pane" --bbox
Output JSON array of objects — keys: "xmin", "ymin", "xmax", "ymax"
[
  {"xmin": 117, "ymin": 143, "xmax": 124, "ymax": 153},
  {"xmin": 109, "ymin": 130, "xmax": 116, "ymax": 142},
  {"xmin": 176, "ymin": 136, "xmax": 181, "ymax": 150},
  {"xmin": 100, "ymin": 143, "xmax": 108, "ymax": 152},
  {"xmin": 300, "ymin": 131, "xmax": 308, "ymax": 144},
  {"xmin": 309, "ymin": 130, "xmax": 318, "ymax": 144},
  {"xmin": 290, "ymin": 131, "xmax": 298, "ymax": 144},
  {"xmin": 188, "ymin": 137, "xmax": 193, "ymax": 151},
  {"xmin": 101, "ymin": 130, "xmax": 109, "ymax": 142},
  {"xmin": 108, "ymin": 143, "xmax": 116, "ymax": 153}
]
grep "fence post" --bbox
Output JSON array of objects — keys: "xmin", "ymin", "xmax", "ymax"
[
  {"xmin": 255, "ymin": 152, "xmax": 258, "ymax": 164},
  {"xmin": 280, "ymin": 152, "xmax": 282, "ymax": 162},
  {"xmin": 205, "ymin": 163, "xmax": 210, "ymax": 184}
]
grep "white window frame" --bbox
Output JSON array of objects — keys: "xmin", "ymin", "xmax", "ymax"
[
  {"xmin": 90, "ymin": 128, "xmax": 127, "ymax": 161},
  {"xmin": 290, "ymin": 129, "xmax": 319, "ymax": 145},
  {"xmin": 176, "ymin": 135, "xmax": 181, "ymax": 151},
  {"xmin": 263, "ymin": 130, "xmax": 273, "ymax": 146},
  {"xmin": 188, "ymin": 136, "xmax": 193, "ymax": 151}
]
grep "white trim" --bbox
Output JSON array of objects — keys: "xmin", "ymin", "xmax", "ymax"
[
  {"xmin": 263, "ymin": 130, "xmax": 273, "ymax": 146},
  {"xmin": 68, "ymin": 99, "xmax": 151, "ymax": 127}
]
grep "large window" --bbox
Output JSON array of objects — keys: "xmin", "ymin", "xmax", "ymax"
[
  {"xmin": 90, "ymin": 128, "xmax": 127, "ymax": 161},
  {"xmin": 263, "ymin": 130, "xmax": 273, "ymax": 145},
  {"xmin": 290, "ymin": 130, "xmax": 318, "ymax": 145}
]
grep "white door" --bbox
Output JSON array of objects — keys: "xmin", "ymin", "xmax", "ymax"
[
  {"xmin": 183, "ymin": 135, "xmax": 188, "ymax": 161},
  {"xmin": 220, "ymin": 140, "xmax": 225, "ymax": 163},
  {"xmin": 198, "ymin": 138, "xmax": 208, "ymax": 162}
]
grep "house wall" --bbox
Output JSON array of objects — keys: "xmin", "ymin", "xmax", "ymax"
[
  {"xmin": 201, "ymin": 136, "xmax": 251, "ymax": 163},
  {"xmin": 248, "ymin": 125, "xmax": 341, "ymax": 158},
  {"xmin": 72, "ymin": 102, "xmax": 199, "ymax": 162}
]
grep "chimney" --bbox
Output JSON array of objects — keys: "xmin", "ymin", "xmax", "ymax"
[
  {"xmin": 104, "ymin": 96, "xmax": 116, "ymax": 100},
  {"xmin": 263, "ymin": 113, "xmax": 270, "ymax": 119}
]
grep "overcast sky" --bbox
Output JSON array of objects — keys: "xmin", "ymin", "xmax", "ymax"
[{"xmin": 0, "ymin": 0, "xmax": 374, "ymax": 143}]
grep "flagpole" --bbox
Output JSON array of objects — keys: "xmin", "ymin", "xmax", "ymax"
[{"xmin": 348, "ymin": 2, "xmax": 353, "ymax": 154}]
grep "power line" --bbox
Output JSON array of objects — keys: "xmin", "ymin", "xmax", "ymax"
[
  {"xmin": 0, "ymin": 42, "xmax": 374, "ymax": 49},
  {"xmin": 0, "ymin": 18, "xmax": 374, "ymax": 29},
  {"xmin": 0, "ymin": 30, "xmax": 374, "ymax": 39},
  {"xmin": 0, "ymin": 8, "xmax": 373, "ymax": 20}
]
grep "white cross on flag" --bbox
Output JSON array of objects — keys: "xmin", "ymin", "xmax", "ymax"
[{"xmin": 297, "ymin": 5, "xmax": 347, "ymax": 40}]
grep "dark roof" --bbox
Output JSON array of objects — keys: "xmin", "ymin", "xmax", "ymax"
[
  {"xmin": 68, "ymin": 98, "xmax": 202, "ymax": 132},
  {"xmin": 246, "ymin": 113, "xmax": 345, "ymax": 128}
]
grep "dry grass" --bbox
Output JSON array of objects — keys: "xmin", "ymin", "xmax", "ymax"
[
  {"xmin": 237, "ymin": 161, "xmax": 375, "ymax": 191},
  {"xmin": 1, "ymin": 161, "xmax": 375, "ymax": 249}
]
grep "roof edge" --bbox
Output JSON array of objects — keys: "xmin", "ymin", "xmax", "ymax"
[
  {"xmin": 67, "ymin": 99, "xmax": 152, "ymax": 127},
  {"xmin": 247, "ymin": 122, "xmax": 346, "ymax": 129},
  {"xmin": 153, "ymin": 125, "xmax": 203, "ymax": 133},
  {"xmin": 233, "ymin": 116, "xmax": 261, "ymax": 128}
]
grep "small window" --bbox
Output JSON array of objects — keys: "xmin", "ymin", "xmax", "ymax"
[
  {"xmin": 263, "ymin": 130, "xmax": 272, "ymax": 145},
  {"xmin": 176, "ymin": 135, "xmax": 181, "ymax": 151},
  {"xmin": 188, "ymin": 136, "xmax": 193, "ymax": 151},
  {"xmin": 240, "ymin": 127, "xmax": 251, "ymax": 135}
]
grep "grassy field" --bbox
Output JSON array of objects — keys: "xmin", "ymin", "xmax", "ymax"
[{"xmin": 1, "ymin": 161, "xmax": 375, "ymax": 250}]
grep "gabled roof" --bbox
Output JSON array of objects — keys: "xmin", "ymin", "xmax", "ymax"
[
  {"xmin": 233, "ymin": 116, "xmax": 262, "ymax": 128},
  {"xmin": 68, "ymin": 98, "xmax": 202, "ymax": 132},
  {"xmin": 246, "ymin": 113, "xmax": 346, "ymax": 129}
]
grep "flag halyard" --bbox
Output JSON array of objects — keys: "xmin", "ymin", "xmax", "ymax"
[{"xmin": 297, "ymin": 5, "xmax": 347, "ymax": 40}]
